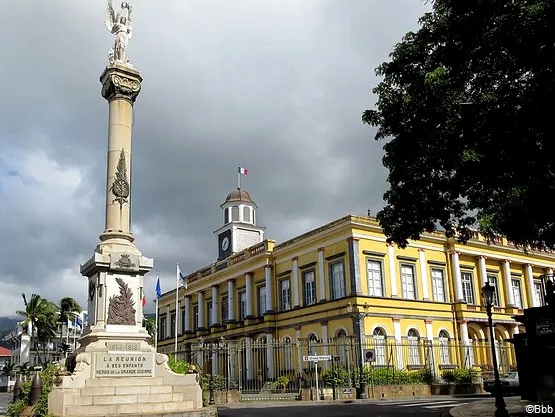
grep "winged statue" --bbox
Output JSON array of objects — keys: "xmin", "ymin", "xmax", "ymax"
[{"xmin": 105, "ymin": 0, "xmax": 134, "ymax": 67}]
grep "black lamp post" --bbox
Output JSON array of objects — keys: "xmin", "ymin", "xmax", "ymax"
[
  {"xmin": 481, "ymin": 283, "xmax": 509, "ymax": 417},
  {"xmin": 207, "ymin": 336, "xmax": 225, "ymax": 405},
  {"xmin": 347, "ymin": 302, "xmax": 368, "ymax": 400}
]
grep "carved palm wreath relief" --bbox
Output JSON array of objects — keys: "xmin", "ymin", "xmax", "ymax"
[
  {"xmin": 110, "ymin": 148, "xmax": 130, "ymax": 207},
  {"xmin": 107, "ymin": 277, "xmax": 136, "ymax": 325}
]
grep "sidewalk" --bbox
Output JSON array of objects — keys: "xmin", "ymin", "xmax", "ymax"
[{"xmin": 450, "ymin": 397, "xmax": 534, "ymax": 417}]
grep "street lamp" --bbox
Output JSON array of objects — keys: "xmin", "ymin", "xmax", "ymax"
[
  {"xmin": 481, "ymin": 283, "xmax": 509, "ymax": 417},
  {"xmin": 208, "ymin": 336, "xmax": 225, "ymax": 406},
  {"xmin": 346, "ymin": 301, "xmax": 368, "ymax": 400}
]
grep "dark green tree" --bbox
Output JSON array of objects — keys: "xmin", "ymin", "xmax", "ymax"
[{"xmin": 363, "ymin": 0, "xmax": 555, "ymax": 250}]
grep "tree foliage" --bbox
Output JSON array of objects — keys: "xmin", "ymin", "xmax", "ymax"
[{"xmin": 363, "ymin": 0, "xmax": 555, "ymax": 250}]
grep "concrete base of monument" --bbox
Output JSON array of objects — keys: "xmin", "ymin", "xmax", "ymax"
[{"xmin": 48, "ymin": 348, "xmax": 204, "ymax": 417}]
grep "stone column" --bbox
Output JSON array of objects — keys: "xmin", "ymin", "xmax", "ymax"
[
  {"xmin": 165, "ymin": 306, "xmax": 170, "ymax": 338},
  {"xmin": 425, "ymin": 320, "xmax": 434, "ymax": 341},
  {"xmin": 478, "ymin": 256, "xmax": 488, "ymax": 287},
  {"xmin": 99, "ymin": 66, "xmax": 142, "ymax": 245},
  {"xmin": 321, "ymin": 322, "xmax": 329, "ymax": 370},
  {"xmin": 387, "ymin": 244, "xmax": 398, "ymax": 297},
  {"xmin": 265, "ymin": 265, "xmax": 273, "ymax": 313},
  {"xmin": 227, "ymin": 279, "xmax": 235, "ymax": 322},
  {"xmin": 451, "ymin": 251, "xmax": 464, "ymax": 301},
  {"xmin": 292, "ymin": 257, "xmax": 300, "ymax": 307},
  {"xmin": 245, "ymin": 273, "xmax": 253, "ymax": 318},
  {"xmin": 418, "ymin": 249, "xmax": 429, "ymax": 300},
  {"xmin": 425, "ymin": 319, "xmax": 435, "ymax": 372},
  {"xmin": 348, "ymin": 238, "xmax": 363, "ymax": 295},
  {"xmin": 317, "ymin": 248, "xmax": 326, "ymax": 301},
  {"xmin": 502, "ymin": 260, "xmax": 516, "ymax": 307},
  {"xmin": 184, "ymin": 296, "xmax": 191, "ymax": 333},
  {"xmin": 198, "ymin": 291, "xmax": 205, "ymax": 330},
  {"xmin": 393, "ymin": 318, "xmax": 403, "ymax": 369},
  {"xmin": 295, "ymin": 327, "xmax": 302, "ymax": 375},
  {"xmin": 211, "ymin": 286, "xmax": 219, "ymax": 326},
  {"xmin": 266, "ymin": 333, "xmax": 275, "ymax": 379},
  {"xmin": 459, "ymin": 320, "xmax": 471, "ymax": 368},
  {"xmin": 525, "ymin": 264, "xmax": 537, "ymax": 307}
]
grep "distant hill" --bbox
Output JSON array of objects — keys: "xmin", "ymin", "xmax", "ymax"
[{"xmin": 0, "ymin": 317, "xmax": 19, "ymax": 349}]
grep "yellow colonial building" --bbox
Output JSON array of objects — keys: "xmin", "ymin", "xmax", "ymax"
[{"xmin": 156, "ymin": 187, "xmax": 554, "ymax": 393}]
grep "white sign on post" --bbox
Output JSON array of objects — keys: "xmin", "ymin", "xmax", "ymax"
[{"xmin": 302, "ymin": 355, "xmax": 331, "ymax": 401}]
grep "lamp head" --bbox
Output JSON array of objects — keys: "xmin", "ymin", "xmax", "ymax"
[{"xmin": 481, "ymin": 282, "xmax": 494, "ymax": 306}]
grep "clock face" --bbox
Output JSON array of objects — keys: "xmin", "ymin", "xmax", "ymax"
[{"xmin": 222, "ymin": 237, "xmax": 230, "ymax": 251}]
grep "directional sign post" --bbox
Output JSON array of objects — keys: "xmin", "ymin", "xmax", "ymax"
[{"xmin": 302, "ymin": 355, "xmax": 332, "ymax": 400}]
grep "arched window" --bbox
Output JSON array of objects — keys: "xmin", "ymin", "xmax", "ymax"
[
  {"xmin": 308, "ymin": 333, "xmax": 318, "ymax": 355},
  {"xmin": 407, "ymin": 329, "xmax": 421, "ymax": 366},
  {"xmin": 224, "ymin": 208, "xmax": 229, "ymax": 224},
  {"xmin": 335, "ymin": 329, "xmax": 348, "ymax": 367},
  {"xmin": 438, "ymin": 330, "xmax": 451, "ymax": 365},
  {"xmin": 283, "ymin": 337, "xmax": 293, "ymax": 371},
  {"xmin": 231, "ymin": 206, "xmax": 239, "ymax": 221},
  {"xmin": 242, "ymin": 206, "xmax": 251, "ymax": 223},
  {"xmin": 373, "ymin": 327, "xmax": 387, "ymax": 365}
]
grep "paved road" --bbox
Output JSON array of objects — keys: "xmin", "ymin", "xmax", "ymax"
[
  {"xmin": 218, "ymin": 397, "xmax": 489, "ymax": 417},
  {"xmin": 0, "ymin": 392, "xmax": 11, "ymax": 416}
]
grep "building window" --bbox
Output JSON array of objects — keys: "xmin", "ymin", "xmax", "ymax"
[
  {"xmin": 193, "ymin": 305, "xmax": 198, "ymax": 332},
  {"xmin": 280, "ymin": 279, "xmax": 291, "ymax": 311},
  {"xmin": 330, "ymin": 261, "xmax": 346, "ymax": 300},
  {"xmin": 181, "ymin": 308, "xmax": 186, "ymax": 334},
  {"xmin": 224, "ymin": 208, "xmax": 229, "ymax": 224},
  {"xmin": 407, "ymin": 329, "xmax": 421, "ymax": 366},
  {"xmin": 438, "ymin": 330, "xmax": 451, "ymax": 365},
  {"xmin": 431, "ymin": 268, "xmax": 446, "ymax": 302},
  {"xmin": 303, "ymin": 270, "xmax": 316, "ymax": 306},
  {"xmin": 373, "ymin": 327, "xmax": 387, "ymax": 365},
  {"xmin": 231, "ymin": 206, "xmax": 239, "ymax": 221},
  {"xmin": 461, "ymin": 272, "xmax": 475, "ymax": 304},
  {"xmin": 308, "ymin": 333, "xmax": 318, "ymax": 355},
  {"xmin": 207, "ymin": 300, "xmax": 213, "ymax": 326},
  {"xmin": 159, "ymin": 316, "xmax": 167, "ymax": 340},
  {"xmin": 534, "ymin": 281, "xmax": 544, "ymax": 306},
  {"xmin": 367, "ymin": 259, "xmax": 384, "ymax": 297},
  {"xmin": 239, "ymin": 292, "xmax": 247, "ymax": 320},
  {"xmin": 242, "ymin": 206, "xmax": 251, "ymax": 223},
  {"xmin": 400, "ymin": 264, "xmax": 416, "ymax": 300},
  {"xmin": 512, "ymin": 279, "xmax": 523, "ymax": 308},
  {"xmin": 487, "ymin": 275, "xmax": 500, "ymax": 306},
  {"xmin": 283, "ymin": 337, "xmax": 293, "ymax": 370},
  {"xmin": 221, "ymin": 296, "xmax": 229, "ymax": 323},
  {"xmin": 170, "ymin": 313, "xmax": 176, "ymax": 338},
  {"xmin": 258, "ymin": 286, "xmax": 267, "ymax": 316}
]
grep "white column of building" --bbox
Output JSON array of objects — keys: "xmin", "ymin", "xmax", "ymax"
[
  {"xmin": 525, "ymin": 264, "xmax": 537, "ymax": 308},
  {"xmin": 211, "ymin": 286, "xmax": 218, "ymax": 326},
  {"xmin": 266, "ymin": 333, "xmax": 275, "ymax": 378},
  {"xmin": 317, "ymin": 248, "xmax": 326, "ymax": 301},
  {"xmin": 459, "ymin": 320, "xmax": 471, "ymax": 368},
  {"xmin": 228, "ymin": 279, "xmax": 235, "ymax": 321},
  {"xmin": 513, "ymin": 325, "xmax": 520, "ymax": 336},
  {"xmin": 451, "ymin": 251, "xmax": 464, "ymax": 301},
  {"xmin": 387, "ymin": 244, "xmax": 398, "ymax": 297},
  {"xmin": 478, "ymin": 256, "xmax": 488, "ymax": 286},
  {"xmin": 425, "ymin": 320, "xmax": 434, "ymax": 341},
  {"xmin": 184, "ymin": 296, "xmax": 191, "ymax": 333},
  {"xmin": 502, "ymin": 260, "xmax": 516, "ymax": 307},
  {"xmin": 197, "ymin": 291, "xmax": 205, "ymax": 329},
  {"xmin": 292, "ymin": 257, "xmax": 300, "ymax": 307},
  {"xmin": 295, "ymin": 328, "xmax": 302, "ymax": 375},
  {"xmin": 321, "ymin": 322, "xmax": 329, "ymax": 370},
  {"xmin": 245, "ymin": 273, "xmax": 253, "ymax": 317},
  {"xmin": 197, "ymin": 340, "xmax": 204, "ymax": 367},
  {"xmin": 265, "ymin": 265, "xmax": 274, "ymax": 312},
  {"xmin": 425, "ymin": 319, "xmax": 435, "ymax": 370},
  {"xmin": 245, "ymin": 337, "xmax": 254, "ymax": 379},
  {"xmin": 165, "ymin": 306, "xmax": 170, "ymax": 338},
  {"xmin": 418, "ymin": 249, "xmax": 429, "ymax": 300},
  {"xmin": 212, "ymin": 343, "xmax": 218, "ymax": 375},
  {"xmin": 393, "ymin": 318, "xmax": 403, "ymax": 369}
]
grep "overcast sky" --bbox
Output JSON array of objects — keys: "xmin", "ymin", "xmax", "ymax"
[{"xmin": 0, "ymin": 0, "xmax": 430, "ymax": 317}]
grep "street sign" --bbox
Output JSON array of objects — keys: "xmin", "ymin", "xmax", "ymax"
[
  {"xmin": 364, "ymin": 349, "xmax": 376, "ymax": 362},
  {"xmin": 303, "ymin": 355, "xmax": 332, "ymax": 361}
]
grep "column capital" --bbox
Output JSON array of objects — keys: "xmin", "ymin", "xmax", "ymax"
[
  {"xmin": 227, "ymin": 278, "xmax": 236, "ymax": 284},
  {"xmin": 424, "ymin": 319, "xmax": 432, "ymax": 324},
  {"xmin": 418, "ymin": 247, "xmax": 425, "ymax": 253},
  {"xmin": 245, "ymin": 272, "xmax": 253, "ymax": 277},
  {"xmin": 457, "ymin": 319, "xmax": 468, "ymax": 325},
  {"xmin": 346, "ymin": 237, "xmax": 359, "ymax": 243},
  {"xmin": 391, "ymin": 317, "xmax": 401, "ymax": 323},
  {"xmin": 100, "ymin": 65, "xmax": 143, "ymax": 103},
  {"xmin": 321, "ymin": 320, "xmax": 328, "ymax": 326},
  {"xmin": 476, "ymin": 255, "xmax": 487, "ymax": 260},
  {"xmin": 212, "ymin": 284, "xmax": 219, "ymax": 289},
  {"xmin": 502, "ymin": 259, "xmax": 510, "ymax": 264},
  {"xmin": 317, "ymin": 247, "xmax": 325, "ymax": 253},
  {"xmin": 449, "ymin": 250, "xmax": 460, "ymax": 256},
  {"xmin": 524, "ymin": 263, "xmax": 533, "ymax": 268},
  {"xmin": 295, "ymin": 326, "xmax": 301, "ymax": 331},
  {"xmin": 292, "ymin": 256, "xmax": 298, "ymax": 262},
  {"xmin": 264, "ymin": 264, "xmax": 273, "ymax": 270}
]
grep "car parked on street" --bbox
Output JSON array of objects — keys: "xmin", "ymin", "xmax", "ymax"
[{"xmin": 483, "ymin": 372, "xmax": 519, "ymax": 395}]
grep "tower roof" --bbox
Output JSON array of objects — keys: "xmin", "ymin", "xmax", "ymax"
[{"xmin": 224, "ymin": 188, "xmax": 256, "ymax": 205}]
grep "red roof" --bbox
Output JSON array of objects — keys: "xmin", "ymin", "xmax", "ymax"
[{"xmin": 0, "ymin": 346, "xmax": 12, "ymax": 357}]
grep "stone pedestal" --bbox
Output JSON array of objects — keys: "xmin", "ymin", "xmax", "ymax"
[{"xmin": 48, "ymin": 64, "xmax": 204, "ymax": 416}]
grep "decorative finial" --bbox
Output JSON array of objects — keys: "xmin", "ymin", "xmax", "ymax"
[{"xmin": 105, "ymin": 0, "xmax": 134, "ymax": 68}]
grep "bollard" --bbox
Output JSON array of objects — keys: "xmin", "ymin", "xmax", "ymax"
[
  {"xmin": 30, "ymin": 372, "xmax": 42, "ymax": 405},
  {"xmin": 13, "ymin": 376, "xmax": 22, "ymax": 401}
]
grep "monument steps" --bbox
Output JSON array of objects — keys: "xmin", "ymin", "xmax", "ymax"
[
  {"xmin": 85, "ymin": 377, "xmax": 164, "ymax": 387},
  {"xmin": 66, "ymin": 398, "xmax": 194, "ymax": 416}
]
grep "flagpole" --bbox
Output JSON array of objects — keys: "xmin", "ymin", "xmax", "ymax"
[
  {"xmin": 154, "ymin": 297, "xmax": 159, "ymax": 352},
  {"xmin": 175, "ymin": 263, "xmax": 179, "ymax": 355}
]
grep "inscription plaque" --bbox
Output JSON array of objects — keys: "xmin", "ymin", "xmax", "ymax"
[
  {"xmin": 95, "ymin": 352, "xmax": 154, "ymax": 377},
  {"xmin": 106, "ymin": 342, "xmax": 140, "ymax": 351}
]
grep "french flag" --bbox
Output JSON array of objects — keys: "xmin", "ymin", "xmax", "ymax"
[{"xmin": 238, "ymin": 166, "xmax": 248, "ymax": 175}]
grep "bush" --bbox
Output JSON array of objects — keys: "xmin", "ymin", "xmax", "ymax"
[
  {"xmin": 354, "ymin": 367, "xmax": 434, "ymax": 386},
  {"xmin": 440, "ymin": 367, "xmax": 479, "ymax": 384},
  {"xmin": 321, "ymin": 367, "xmax": 350, "ymax": 388},
  {"xmin": 273, "ymin": 376, "xmax": 289, "ymax": 389},
  {"xmin": 167, "ymin": 355, "xmax": 190, "ymax": 374}
]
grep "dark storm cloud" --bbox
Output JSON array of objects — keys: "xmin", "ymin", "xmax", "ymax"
[{"xmin": 0, "ymin": 0, "xmax": 430, "ymax": 315}]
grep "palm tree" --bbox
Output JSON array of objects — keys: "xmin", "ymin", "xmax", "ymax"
[
  {"xmin": 1, "ymin": 360, "xmax": 15, "ymax": 378},
  {"xmin": 58, "ymin": 297, "xmax": 82, "ymax": 352},
  {"xmin": 16, "ymin": 294, "xmax": 59, "ymax": 365},
  {"xmin": 143, "ymin": 317, "xmax": 156, "ymax": 346}
]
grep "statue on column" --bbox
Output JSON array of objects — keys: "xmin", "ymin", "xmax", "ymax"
[{"xmin": 105, "ymin": 1, "xmax": 134, "ymax": 67}]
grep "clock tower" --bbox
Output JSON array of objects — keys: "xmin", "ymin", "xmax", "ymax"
[{"xmin": 214, "ymin": 187, "xmax": 265, "ymax": 260}]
